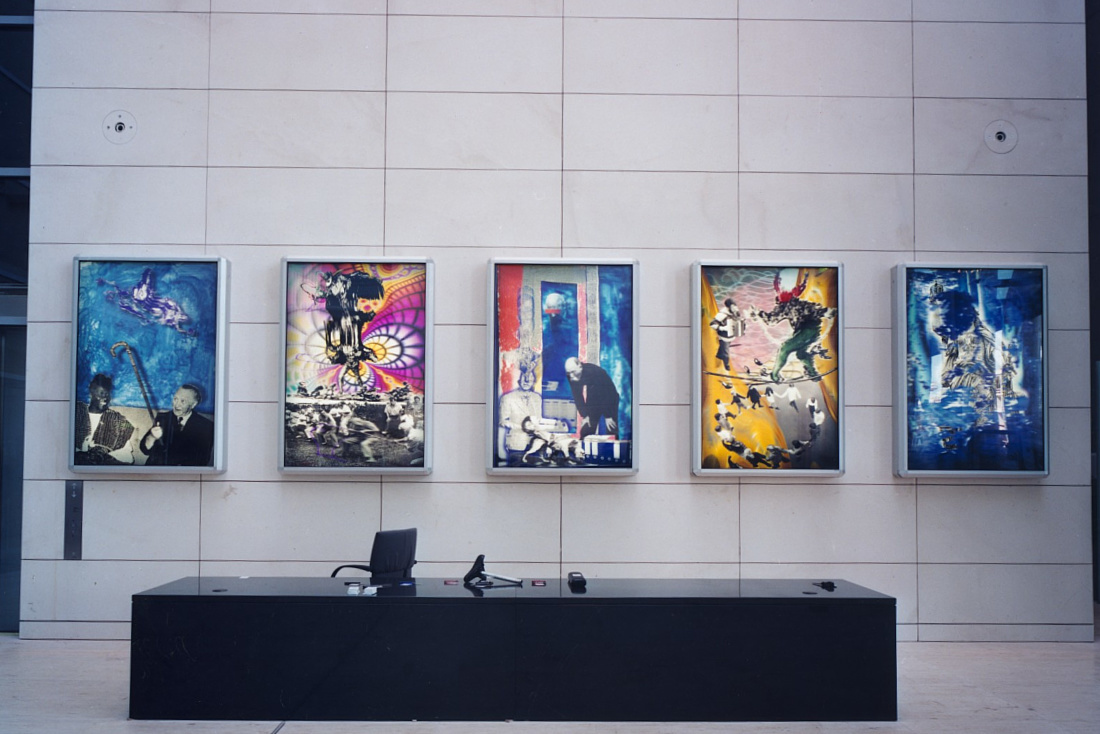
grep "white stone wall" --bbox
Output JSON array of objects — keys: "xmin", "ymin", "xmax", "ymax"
[{"xmin": 22, "ymin": 0, "xmax": 1092, "ymax": 641}]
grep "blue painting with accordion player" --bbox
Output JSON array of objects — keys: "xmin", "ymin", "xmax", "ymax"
[{"xmin": 74, "ymin": 259, "xmax": 220, "ymax": 467}]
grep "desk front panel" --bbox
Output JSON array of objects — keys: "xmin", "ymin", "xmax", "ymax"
[
  {"xmin": 515, "ymin": 599, "xmax": 896, "ymax": 721},
  {"xmin": 130, "ymin": 594, "xmax": 516, "ymax": 721}
]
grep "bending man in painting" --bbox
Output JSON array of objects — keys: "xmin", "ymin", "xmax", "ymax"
[
  {"xmin": 74, "ymin": 373, "xmax": 135, "ymax": 465},
  {"xmin": 565, "ymin": 357, "xmax": 620, "ymax": 440},
  {"xmin": 140, "ymin": 384, "xmax": 214, "ymax": 467}
]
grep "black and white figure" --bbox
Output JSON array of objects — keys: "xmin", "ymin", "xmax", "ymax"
[
  {"xmin": 709, "ymin": 297, "xmax": 746, "ymax": 372},
  {"xmin": 140, "ymin": 384, "xmax": 214, "ymax": 467},
  {"xmin": 74, "ymin": 373, "xmax": 135, "ymax": 465},
  {"xmin": 497, "ymin": 359, "xmax": 544, "ymax": 462}
]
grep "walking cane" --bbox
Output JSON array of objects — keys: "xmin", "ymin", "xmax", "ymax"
[{"xmin": 110, "ymin": 341, "xmax": 156, "ymax": 422}]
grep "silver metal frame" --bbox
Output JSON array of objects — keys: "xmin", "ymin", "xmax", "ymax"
[
  {"xmin": 691, "ymin": 260, "xmax": 845, "ymax": 477},
  {"xmin": 69, "ymin": 256, "xmax": 229, "ymax": 474},
  {"xmin": 486, "ymin": 258, "xmax": 640, "ymax": 476},
  {"xmin": 892, "ymin": 263, "xmax": 1050, "ymax": 478},
  {"xmin": 278, "ymin": 258, "xmax": 433, "ymax": 475}
]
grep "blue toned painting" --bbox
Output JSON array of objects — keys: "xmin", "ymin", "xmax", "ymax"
[
  {"xmin": 75, "ymin": 260, "xmax": 220, "ymax": 416},
  {"xmin": 904, "ymin": 266, "xmax": 1045, "ymax": 473}
]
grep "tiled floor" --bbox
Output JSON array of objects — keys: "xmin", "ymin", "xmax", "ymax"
[{"xmin": 2, "ymin": 614, "xmax": 1098, "ymax": 734}]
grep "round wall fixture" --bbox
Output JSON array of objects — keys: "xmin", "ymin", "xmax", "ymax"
[
  {"xmin": 984, "ymin": 120, "xmax": 1017, "ymax": 154},
  {"xmin": 103, "ymin": 110, "xmax": 137, "ymax": 144}
]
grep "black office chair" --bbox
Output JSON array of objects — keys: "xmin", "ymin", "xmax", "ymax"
[{"xmin": 331, "ymin": 527, "xmax": 418, "ymax": 581}]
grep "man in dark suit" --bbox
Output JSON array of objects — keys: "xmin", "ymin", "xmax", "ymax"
[
  {"xmin": 139, "ymin": 383, "xmax": 214, "ymax": 466},
  {"xmin": 564, "ymin": 357, "xmax": 620, "ymax": 440}
]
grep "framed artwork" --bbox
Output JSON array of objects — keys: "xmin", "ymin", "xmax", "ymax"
[
  {"xmin": 488, "ymin": 259, "xmax": 638, "ymax": 474},
  {"xmin": 70, "ymin": 257, "xmax": 228, "ymax": 473},
  {"xmin": 280, "ymin": 259, "xmax": 432, "ymax": 473},
  {"xmin": 894, "ymin": 264, "xmax": 1048, "ymax": 477},
  {"xmin": 692, "ymin": 262, "xmax": 843, "ymax": 476}
]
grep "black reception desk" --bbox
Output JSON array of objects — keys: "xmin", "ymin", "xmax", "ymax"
[{"xmin": 130, "ymin": 576, "xmax": 896, "ymax": 722}]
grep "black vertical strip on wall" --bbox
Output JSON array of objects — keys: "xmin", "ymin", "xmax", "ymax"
[
  {"xmin": 1087, "ymin": 0, "xmax": 1100, "ymax": 603},
  {"xmin": 64, "ymin": 480, "xmax": 82, "ymax": 560}
]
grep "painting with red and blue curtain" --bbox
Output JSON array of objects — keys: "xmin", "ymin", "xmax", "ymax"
[{"xmin": 490, "ymin": 260, "xmax": 636, "ymax": 474}]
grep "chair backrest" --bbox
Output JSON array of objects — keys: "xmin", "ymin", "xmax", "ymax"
[{"xmin": 368, "ymin": 527, "xmax": 418, "ymax": 580}]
